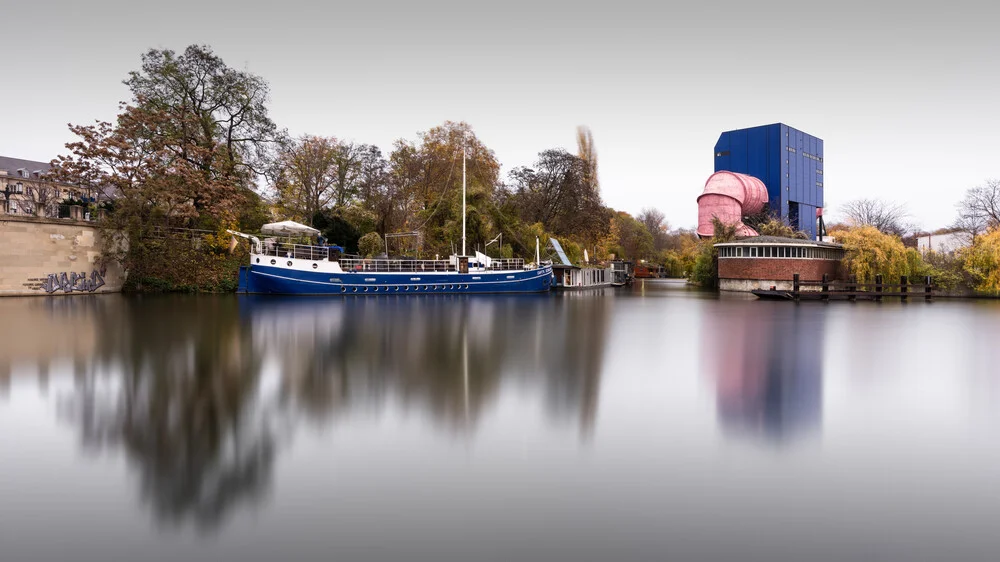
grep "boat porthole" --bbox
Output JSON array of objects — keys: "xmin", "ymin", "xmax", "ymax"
[
  {"xmin": 312, "ymin": 263, "xmax": 318, "ymax": 269},
  {"xmin": 341, "ymin": 286, "xmax": 346, "ymax": 293},
  {"xmin": 270, "ymin": 259, "xmax": 276, "ymax": 265},
  {"xmin": 353, "ymin": 287, "xmax": 358, "ymax": 293},
  {"xmin": 424, "ymin": 285, "xmax": 429, "ymax": 291},
  {"xmin": 364, "ymin": 287, "xmax": 369, "ymax": 292},
  {"xmin": 374, "ymin": 287, "xmax": 379, "ymax": 292},
  {"xmin": 405, "ymin": 286, "xmax": 409, "ymax": 291},
  {"xmin": 256, "ymin": 258, "xmax": 260, "ymax": 264},
  {"xmin": 464, "ymin": 284, "xmax": 469, "ymax": 289},
  {"xmin": 287, "ymin": 261, "xmax": 293, "ymax": 267}
]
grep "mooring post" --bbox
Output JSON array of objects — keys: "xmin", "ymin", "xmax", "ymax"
[
  {"xmin": 925, "ymin": 275, "xmax": 932, "ymax": 301},
  {"xmin": 793, "ymin": 273, "xmax": 800, "ymax": 300},
  {"xmin": 875, "ymin": 274, "xmax": 883, "ymax": 302},
  {"xmin": 822, "ymin": 273, "xmax": 829, "ymax": 300},
  {"xmin": 900, "ymin": 275, "xmax": 908, "ymax": 303},
  {"xmin": 849, "ymin": 274, "xmax": 857, "ymax": 302}
]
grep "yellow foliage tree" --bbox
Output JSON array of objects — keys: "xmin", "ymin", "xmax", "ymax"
[
  {"xmin": 959, "ymin": 228, "xmax": 1000, "ymax": 294},
  {"xmin": 833, "ymin": 226, "xmax": 912, "ymax": 284}
]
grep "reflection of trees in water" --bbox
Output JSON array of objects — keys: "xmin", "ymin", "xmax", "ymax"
[
  {"xmin": 251, "ymin": 293, "xmax": 612, "ymax": 435},
  {"xmin": 59, "ymin": 296, "xmax": 273, "ymax": 533},
  {"xmin": 44, "ymin": 292, "xmax": 613, "ymax": 532},
  {"xmin": 701, "ymin": 302, "xmax": 825, "ymax": 442}
]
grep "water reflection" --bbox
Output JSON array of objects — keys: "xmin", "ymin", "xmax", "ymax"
[
  {"xmin": 57, "ymin": 296, "xmax": 274, "ymax": 533},
  {"xmin": 3, "ymin": 293, "xmax": 612, "ymax": 532},
  {"xmin": 245, "ymin": 294, "xmax": 611, "ymax": 435},
  {"xmin": 702, "ymin": 301, "xmax": 825, "ymax": 442}
]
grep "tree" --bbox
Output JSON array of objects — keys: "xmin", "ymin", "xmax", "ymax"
[
  {"xmin": 959, "ymin": 227, "xmax": 1000, "ymax": 294},
  {"xmin": 690, "ymin": 217, "xmax": 737, "ymax": 287},
  {"xmin": 50, "ymin": 44, "xmax": 282, "ymax": 290},
  {"xmin": 124, "ymin": 45, "xmax": 282, "ymax": 192},
  {"xmin": 636, "ymin": 207, "xmax": 668, "ymax": 250},
  {"xmin": 356, "ymin": 145, "xmax": 405, "ymax": 235},
  {"xmin": 506, "ymin": 149, "xmax": 608, "ymax": 244},
  {"xmin": 358, "ymin": 231, "xmax": 384, "ymax": 258},
  {"xmin": 952, "ymin": 179, "xmax": 1000, "ymax": 242},
  {"xmin": 613, "ymin": 211, "xmax": 655, "ymax": 261},
  {"xmin": 841, "ymin": 198, "xmax": 910, "ymax": 237},
  {"xmin": 271, "ymin": 136, "xmax": 340, "ymax": 225},
  {"xmin": 833, "ymin": 225, "xmax": 913, "ymax": 284},
  {"xmin": 388, "ymin": 121, "xmax": 500, "ymax": 255},
  {"xmin": 577, "ymin": 126, "xmax": 598, "ymax": 194},
  {"xmin": 755, "ymin": 218, "xmax": 808, "ymax": 239}
]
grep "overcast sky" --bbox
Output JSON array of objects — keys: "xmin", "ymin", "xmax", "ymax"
[{"xmin": 3, "ymin": 0, "xmax": 998, "ymax": 230}]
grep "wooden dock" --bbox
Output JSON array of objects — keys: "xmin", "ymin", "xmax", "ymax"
[{"xmin": 752, "ymin": 274, "xmax": 935, "ymax": 302}]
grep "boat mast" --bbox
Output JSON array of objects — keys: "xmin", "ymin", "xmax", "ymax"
[{"xmin": 462, "ymin": 139, "xmax": 467, "ymax": 257}]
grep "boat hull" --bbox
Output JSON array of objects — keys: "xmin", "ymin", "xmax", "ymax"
[{"xmin": 240, "ymin": 261, "xmax": 553, "ymax": 295}]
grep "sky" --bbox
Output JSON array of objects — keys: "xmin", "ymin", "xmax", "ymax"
[{"xmin": 2, "ymin": 0, "xmax": 998, "ymax": 231}]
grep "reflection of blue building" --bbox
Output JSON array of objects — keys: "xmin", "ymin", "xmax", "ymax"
[
  {"xmin": 714, "ymin": 123, "xmax": 824, "ymax": 239},
  {"xmin": 702, "ymin": 302, "xmax": 824, "ymax": 443}
]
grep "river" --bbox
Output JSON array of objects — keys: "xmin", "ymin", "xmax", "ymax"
[{"xmin": 2, "ymin": 281, "xmax": 1000, "ymax": 561}]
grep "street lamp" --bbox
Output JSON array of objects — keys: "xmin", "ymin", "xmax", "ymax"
[{"xmin": 2, "ymin": 184, "xmax": 15, "ymax": 214}]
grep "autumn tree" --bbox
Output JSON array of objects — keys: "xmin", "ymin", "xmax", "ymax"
[
  {"xmin": 389, "ymin": 121, "xmax": 499, "ymax": 255},
  {"xmin": 506, "ymin": 149, "xmax": 609, "ymax": 244},
  {"xmin": 613, "ymin": 211, "xmax": 655, "ymax": 261},
  {"xmin": 50, "ymin": 44, "xmax": 282, "ymax": 290},
  {"xmin": 833, "ymin": 226, "xmax": 915, "ymax": 284},
  {"xmin": 577, "ymin": 126, "xmax": 598, "ymax": 194},
  {"xmin": 637, "ymin": 207, "xmax": 668, "ymax": 250},
  {"xmin": 959, "ymin": 227, "xmax": 1000, "ymax": 294},
  {"xmin": 270, "ymin": 136, "xmax": 340, "ymax": 225},
  {"xmin": 125, "ymin": 45, "xmax": 282, "ymax": 192}
]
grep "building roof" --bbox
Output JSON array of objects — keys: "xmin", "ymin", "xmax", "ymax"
[
  {"xmin": 715, "ymin": 235, "xmax": 843, "ymax": 248},
  {"xmin": 0, "ymin": 155, "xmax": 52, "ymax": 177}
]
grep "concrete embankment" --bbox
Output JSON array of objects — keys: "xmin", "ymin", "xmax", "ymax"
[{"xmin": 0, "ymin": 215, "xmax": 125, "ymax": 296}]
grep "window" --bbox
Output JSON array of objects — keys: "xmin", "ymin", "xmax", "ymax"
[
  {"xmin": 15, "ymin": 182, "xmax": 23, "ymax": 193},
  {"xmin": 787, "ymin": 146, "xmax": 797, "ymax": 153},
  {"xmin": 817, "ymin": 181, "xmax": 823, "ymax": 187},
  {"xmin": 816, "ymin": 169, "xmax": 823, "ymax": 175},
  {"xmin": 715, "ymin": 150, "xmax": 730, "ymax": 157},
  {"xmin": 737, "ymin": 247, "xmax": 744, "ymax": 257}
]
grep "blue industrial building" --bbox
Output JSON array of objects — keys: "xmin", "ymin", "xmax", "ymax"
[{"xmin": 714, "ymin": 123, "xmax": 824, "ymax": 239}]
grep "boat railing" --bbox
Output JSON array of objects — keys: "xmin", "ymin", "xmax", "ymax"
[
  {"xmin": 254, "ymin": 243, "xmax": 535, "ymax": 272},
  {"xmin": 487, "ymin": 258, "xmax": 526, "ymax": 270},
  {"xmin": 339, "ymin": 258, "xmax": 455, "ymax": 273},
  {"xmin": 259, "ymin": 242, "xmax": 334, "ymax": 261}
]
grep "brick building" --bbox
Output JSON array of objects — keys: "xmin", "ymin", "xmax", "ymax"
[{"xmin": 715, "ymin": 236, "xmax": 844, "ymax": 292}]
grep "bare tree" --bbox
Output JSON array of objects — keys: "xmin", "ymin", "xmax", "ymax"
[
  {"xmin": 28, "ymin": 185, "xmax": 62, "ymax": 217},
  {"xmin": 841, "ymin": 198, "xmax": 910, "ymax": 237},
  {"xmin": 952, "ymin": 179, "xmax": 1000, "ymax": 242}
]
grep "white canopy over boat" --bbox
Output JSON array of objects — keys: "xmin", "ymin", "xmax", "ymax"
[{"xmin": 260, "ymin": 220, "xmax": 320, "ymax": 236}]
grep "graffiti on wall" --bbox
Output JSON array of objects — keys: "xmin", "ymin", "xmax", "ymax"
[{"xmin": 39, "ymin": 267, "xmax": 107, "ymax": 293}]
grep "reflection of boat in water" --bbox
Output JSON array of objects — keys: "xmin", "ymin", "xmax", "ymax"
[{"xmin": 231, "ymin": 146, "xmax": 552, "ymax": 296}]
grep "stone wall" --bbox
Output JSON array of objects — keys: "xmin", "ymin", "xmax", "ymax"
[{"xmin": 0, "ymin": 215, "xmax": 125, "ymax": 296}]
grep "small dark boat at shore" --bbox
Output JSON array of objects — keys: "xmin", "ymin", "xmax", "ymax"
[{"xmin": 751, "ymin": 289, "xmax": 795, "ymax": 300}]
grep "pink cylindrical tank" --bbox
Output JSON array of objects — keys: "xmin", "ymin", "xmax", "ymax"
[{"xmin": 696, "ymin": 171, "xmax": 769, "ymax": 238}]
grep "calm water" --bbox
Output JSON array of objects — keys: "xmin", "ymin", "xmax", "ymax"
[{"xmin": 3, "ymin": 282, "xmax": 1000, "ymax": 561}]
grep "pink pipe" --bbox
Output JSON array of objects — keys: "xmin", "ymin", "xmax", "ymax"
[{"xmin": 696, "ymin": 171, "xmax": 769, "ymax": 238}]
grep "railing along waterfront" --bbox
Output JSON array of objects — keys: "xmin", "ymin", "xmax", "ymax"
[{"xmin": 257, "ymin": 243, "xmax": 529, "ymax": 272}]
